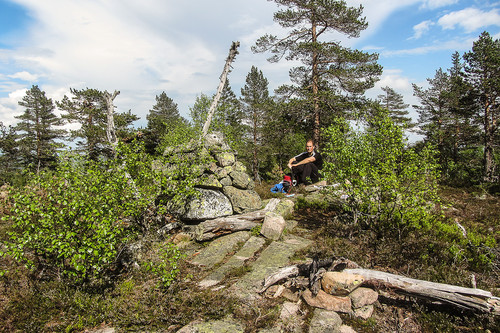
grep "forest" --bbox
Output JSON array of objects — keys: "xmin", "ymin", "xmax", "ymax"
[{"xmin": 0, "ymin": 0, "xmax": 499, "ymax": 332}]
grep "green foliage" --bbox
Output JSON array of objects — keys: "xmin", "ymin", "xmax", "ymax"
[
  {"xmin": 322, "ymin": 113, "xmax": 441, "ymax": 235},
  {"xmin": 0, "ymin": 138, "xmax": 203, "ymax": 285},
  {"xmin": 14, "ymin": 85, "xmax": 66, "ymax": 171},
  {"xmin": 142, "ymin": 242, "xmax": 184, "ymax": 289},
  {"xmin": 0, "ymin": 149, "xmax": 150, "ymax": 284}
]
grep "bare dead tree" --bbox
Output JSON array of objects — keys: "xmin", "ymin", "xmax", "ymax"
[
  {"xmin": 201, "ymin": 41, "xmax": 240, "ymax": 139},
  {"xmin": 104, "ymin": 90, "xmax": 120, "ymax": 148}
]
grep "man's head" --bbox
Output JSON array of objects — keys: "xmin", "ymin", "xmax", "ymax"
[{"xmin": 306, "ymin": 139, "xmax": 315, "ymax": 154}]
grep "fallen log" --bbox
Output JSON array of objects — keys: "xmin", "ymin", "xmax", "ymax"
[
  {"xmin": 259, "ymin": 257, "xmax": 359, "ymax": 293},
  {"xmin": 259, "ymin": 262, "xmax": 499, "ymax": 314},
  {"xmin": 344, "ymin": 268, "xmax": 499, "ymax": 314},
  {"xmin": 194, "ymin": 199, "xmax": 280, "ymax": 241}
]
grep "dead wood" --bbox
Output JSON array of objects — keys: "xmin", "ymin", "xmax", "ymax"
[
  {"xmin": 194, "ymin": 198, "xmax": 280, "ymax": 241},
  {"xmin": 259, "ymin": 257, "xmax": 359, "ymax": 293},
  {"xmin": 201, "ymin": 41, "xmax": 240, "ymax": 139},
  {"xmin": 259, "ymin": 261, "xmax": 499, "ymax": 314},
  {"xmin": 345, "ymin": 268, "xmax": 499, "ymax": 314}
]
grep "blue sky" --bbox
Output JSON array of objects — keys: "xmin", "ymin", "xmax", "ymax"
[{"xmin": 0, "ymin": 0, "xmax": 499, "ymax": 137}]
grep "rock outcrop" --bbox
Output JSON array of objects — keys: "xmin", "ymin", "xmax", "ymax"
[{"xmin": 160, "ymin": 132, "xmax": 262, "ymax": 221}]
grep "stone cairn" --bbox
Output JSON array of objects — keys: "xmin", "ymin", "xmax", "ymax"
[{"xmin": 160, "ymin": 132, "xmax": 262, "ymax": 222}]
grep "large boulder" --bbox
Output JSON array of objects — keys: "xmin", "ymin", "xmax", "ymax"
[
  {"xmin": 182, "ymin": 188, "xmax": 233, "ymax": 221},
  {"xmin": 223, "ymin": 186, "xmax": 262, "ymax": 214}
]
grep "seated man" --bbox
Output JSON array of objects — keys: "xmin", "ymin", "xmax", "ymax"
[{"xmin": 287, "ymin": 139, "xmax": 323, "ymax": 185}]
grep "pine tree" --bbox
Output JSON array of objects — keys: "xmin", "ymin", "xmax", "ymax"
[
  {"xmin": 213, "ymin": 79, "xmax": 245, "ymax": 150},
  {"xmin": 58, "ymin": 88, "xmax": 108, "ymax": 159},
  {"xmin": 0, "ymin": 122, "xmax": 20, "ymax": 183},
  {"xmin": 58, "ymin": 88, "xmax": 136, "ymax": 159},
  {"xmin": 14, "ymin": 85, "xmax": 65, "ymax": 171},
  {"xmin": 413, "ymin": 69, "xmax": 452, "ymax": 168},
  {"xmin": 253, "ymin": 0, "xmax": 382, "ymax": 144},
  {"xmin": 147, "ymin": 93, "xmax": 182, "ymax": 135},
  {"xmin": 377, "ymin": 86, "xmax": 413, "ymax": 129},
  {"xmin": 241, "ymin": 66, "xmax": 271, "ymax": 180},
  {"xmin": 463, "ymin": 31, "xmax": 500, "ymax": 182}
]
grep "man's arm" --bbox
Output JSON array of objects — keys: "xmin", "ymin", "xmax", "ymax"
[{"xmin": 288, "ymin": 156, "xmax": 316, "ymax": 169}]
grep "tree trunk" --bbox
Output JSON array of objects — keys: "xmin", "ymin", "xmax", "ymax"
[
  {"xmin": 201, "ymin": 41, "xmax": 240, "ymax": 139},
  {"xmin": 104, "ymin": 90, "xmax": 120, "ymax": 149},
  {"xmin": 483, "ymin": 101, "xmax": 497, "ymax": 182},
  {"xmin": 259, "ymin": 263, "xmax": 499, "ymax": 314},
  {"xmin": 345, "ymin": 268, "xmax": 499, "ymax": 314},
  {"xmin": 194, "ymin": 198, "xmax": 280, "ymax": 241},
  {"xmin": 311, "ymin": 18, "xmax": 321, "ymax": 145}
]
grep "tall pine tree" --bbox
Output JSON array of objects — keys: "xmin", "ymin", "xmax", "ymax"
[
  {"xmin": 241, "ymin": 66, "xmax": 271, "ymax": 180},
  {"xmin": 377, "ymin": 86, "xmax": 413, "ymax": 129},
  {"xmin": 253, "ymin": 0, "xmax": 382, "ymax": 144},
  {"xmin": 463, "ymin": 31, "xmax": 500, "ymax": 182},
  {"xmin": 14, "ymin": 85, "xmax": 65, "ymax": 171}
]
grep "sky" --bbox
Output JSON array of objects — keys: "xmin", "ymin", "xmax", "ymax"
[{"xmin": 1, "ymin": 0, "xmax": 499, "ymax": 139}]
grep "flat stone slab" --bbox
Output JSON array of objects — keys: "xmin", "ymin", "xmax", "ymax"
[
  {"xmin": 229, "ymin": 234, "xmax": 312, "ymax": 300},
  {"xmin": 178, "ymin": 316, "xmax": 244, "ymax": 333},
  {"xmin": 189, "ymin": 231, "xmax": 251, "ymax": 269},
  {"xmin": 199, "ymin": 236, "xmax": 266, "ymax": 288}
]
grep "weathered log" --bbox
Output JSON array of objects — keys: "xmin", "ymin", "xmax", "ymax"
[
  {"xmin": 259, "ymin": 257, "xmax": 358, "ymax": 293},
  {"xmin": 259, "ymin": 263, "xmax": 499, "ymax": 314},
  {"xmin": 344, "ymin": 268, "xmax": 499, "ymax": 314},
  {"xmin": 194, "ymin": 199, "xmax": 280, "ymax": 241}
]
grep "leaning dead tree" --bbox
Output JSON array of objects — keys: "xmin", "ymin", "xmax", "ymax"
[
  {"xmin": 104, "ymin": 90, "xmax": 120, "ymax": 148},
  {"xmin": 201, "ymin": 41, "xmax": 240, "ymax": 139}
]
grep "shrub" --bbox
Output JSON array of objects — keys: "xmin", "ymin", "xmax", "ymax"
[
  {"xmin": 1, "ymin": 152, "xmax": 144, "ymax": 284},
  {"xmin": 0, "ymin": 140, "xmax": 194, "ymax": 285},
  {"xmin": 322, "ymin": 113, "xmax": 441, "ymax": 237}
]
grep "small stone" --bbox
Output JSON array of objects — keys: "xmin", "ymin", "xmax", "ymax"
[
  {"xmin": 260, "ymin": 212, "xmax": 286, "ymax": 240},
  {"xmin": 339, "ymin": 325, "xmax": 357, "ymax": 333},
  {"xmin": 302, "ymin": 289, "xmax": 352, "ymax": 313},
  {"xmin": 353, "ymin": 305, "xmax": 374, "ymax": 320},
  {"xmin": 280, "ymin": 302, "xmax": 300, "ymax": 320},
  {"xmin": 308, "ymin": 309, "xmax": 342, "ymax": 333},
  {"xmin": 349, "ymin": 287, "xmax": 378, "ymax": 308},
  {"xmin": 321, "ymin": 271, "xmax": 364, "ymax": 296}
]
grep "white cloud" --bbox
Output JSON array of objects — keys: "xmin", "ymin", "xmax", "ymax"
[
  {"xmin": 7, "ymin": 71, "xmax": 39, "ymax": 81},
  {"xmin": 0, "ymin": 89, "xmax": 27, "ymax": 126},
  {"xmin": 410, "ymin": 20, "xmax": 435, "ymax": 39},
  {"xmin": 382, "ymin": 37, "xmax": 476, "ymax": 56},
  {"xmin": 438, "ymin": 8, "xmax": 500, "ymax": 32},
  {"xmin": 420, "ymin": 0, "xmax": 459, "ymax": 10}
]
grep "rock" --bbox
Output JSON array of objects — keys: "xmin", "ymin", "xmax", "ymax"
[
  {"xmin": 339, "ymin": 325, "xmax": 357, "ymax": 333},
  {"xmin": 198, "ymin": 236, "xmax": 265, "ymax": 288},
  {"xmin": 216, "ymin": 151, "xmax": 236, "ymax": 167},
  {"xmin": 178, "ymin": 315, "xmax": 244, "ymax": 333},
  {"xmin": 220, "ymin": 177, "xmax": 233, "ymax": 186},
  {"xmin": 223, "ymin": 186, "xmax": 262, "ymax": 214},
  {"xmin": 230, "ymin": 170, "xmax": 252, "ymax": 189},
  {"xmin": 349, "ymin": 287, "xmax": 378, "ymax": 308},
  {"xmin": 321, "ymin": 272, "xmax": 364, "ymax": 296},
  {"xmin": 274, "ymin": 199, "xmax": 295, "ymax": 218},
  {"xmin": 282, "ymin": 288, "xmax": 301, "ymax": 302},
  {"xmin": 303, "ymin": 289, "xmax": 352, "ymax": 313},
  {"xmin": 280, "ymin": 302, "xmax": 300, "ymax": 320},
  {"xmin": 230, "ymin": 235, "xmax": 312, "ymax": 300},
  {"xmin": 261, "ymin": 212, "xmax": 286, "ymax": 240},
  {"xmin": 353, "ymin": 304, "xmax": 374, "ymax": 320},
  {"xmin": 204, "ymin": 131, "xmax": 231, "ymax": 151},
  {"xmin": 182, "ymin": 188, "xmax": 233, "ymax": 221},
  {"xmin": 189, "ymin": 231, "xmax": 251, "ymax": 268},
  {"xmin": 196, "ymin": 174, "xmax": 223, "ymax": 190},
  {"xmin": 308, "ymin": 309, "xmax": 342, "ymax": 333}
]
